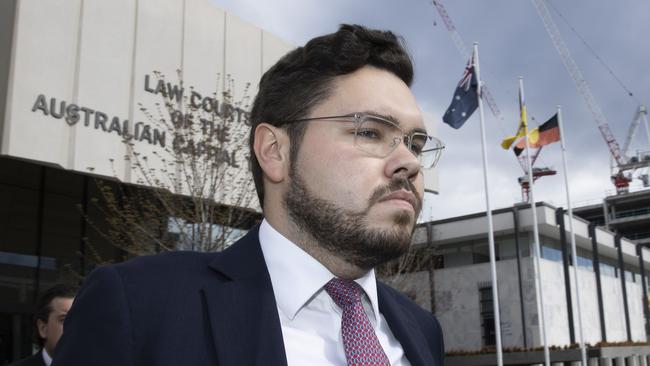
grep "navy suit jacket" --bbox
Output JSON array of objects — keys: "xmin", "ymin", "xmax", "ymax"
[
  {"xmin": 53, "ymin": 226, "xmax": 444, "ymax": 366},
  {"xmin": 9, "ymin": 351, "xmax": 45, "ymax": 366}
]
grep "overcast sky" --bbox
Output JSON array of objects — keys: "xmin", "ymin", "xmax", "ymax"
[{"xmin": 210, "ymin": 0, "xmax": 650, "ymax": 221}]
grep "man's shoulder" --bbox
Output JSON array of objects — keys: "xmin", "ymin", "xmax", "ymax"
[
  {"xmin": 8, "ymin": 352, "xmax": 45, "ymax": 366},
  {"xmin": 115, "ymin": 250, "xmax": 216, "ymax": 272},
  {"xmin": 102, "ymin": 250, "xmax": 211, "ymax": 281}
]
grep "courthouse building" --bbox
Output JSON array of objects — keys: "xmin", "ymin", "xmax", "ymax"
[{"xmin": 0, "ymin": 0, "xmax": 297, "ymax": 362}]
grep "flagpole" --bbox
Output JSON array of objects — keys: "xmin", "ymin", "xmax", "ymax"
[
  {"xmin": 474, "ymin": 43, "xmax": 503, "ymax": 366},
  {"xmin": 557, "ymin": 105, "xmax": 588, "ymax": 365},
  {"xmin": 520, "ymin": 76, "xmax": 550, "ymax": 366}
]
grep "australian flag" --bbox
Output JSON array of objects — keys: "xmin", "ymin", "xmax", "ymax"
[{"xmin": 442, "ymin": 59, "xmax": 479, "ymax": 129}]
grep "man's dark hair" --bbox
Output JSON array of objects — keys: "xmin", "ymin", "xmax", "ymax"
[
  {"xmin": 33, "ymin": 284, "xmax": 76, "ymax": 346},
  {"xmin": 249, "ymin": 24, "xmax": 414, "ymax": 207}
]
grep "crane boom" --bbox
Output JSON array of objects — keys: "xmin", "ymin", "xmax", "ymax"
[
  {"xmin": 431, "ymin": 1, "xmax": 503, "ymax": 119},
  {"xmin": 622, "ymin": 105, "xmax": 647, "ymax": 157},
  {"xmin": 531, "ymin": 0, "xmax": 625, "ymax": 166}
]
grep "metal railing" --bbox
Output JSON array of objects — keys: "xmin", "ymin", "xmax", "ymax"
[{"xmin": 610, "ymin": 207, "xmax": 650, "ymax": 220}]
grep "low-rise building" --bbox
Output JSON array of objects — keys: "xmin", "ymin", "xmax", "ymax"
[{"xmin": 405, "ymin": 202, "xmax": 650, "ymax": 353}]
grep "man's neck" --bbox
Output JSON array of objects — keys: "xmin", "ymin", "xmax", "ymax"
[{"xmin": 265, "ymin": 214, "xmax": 368, "ymax": 280}]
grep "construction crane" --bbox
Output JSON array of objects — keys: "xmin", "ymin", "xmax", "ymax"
[
  {"xmin": 621, "ymin": 105, "xmax": 650, "ymax": 187},
  {"xmin": 519, "ymin": 167, "xmax": 557, "ymax": 203},
  {"xmin": 532, "ymin": 0, "xmax": 650, "ymax": 193}
]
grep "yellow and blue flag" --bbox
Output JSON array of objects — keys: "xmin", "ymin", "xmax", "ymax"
[{"xmin": 501, "ymin": 86, "xmax": 528, "ymax": 149}]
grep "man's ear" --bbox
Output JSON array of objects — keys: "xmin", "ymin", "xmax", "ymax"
[
  {"xmin": 253, "ymin": 123, "xmax": 289, "ymax": 183},
  {"xmin": 37, "ymin": 318, "xmax": 47, "ymax": 339}
]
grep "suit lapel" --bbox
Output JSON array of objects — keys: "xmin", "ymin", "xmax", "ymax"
[
  {"xmin": 202, "ymin": 227, "xmax": 288, "ymax": 366},
  {"xmin": 378, "ymin": 284, "xmax": 436, "ymax": 366}
]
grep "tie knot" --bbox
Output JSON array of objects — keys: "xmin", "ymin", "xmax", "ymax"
[{"xmin": 324, "ymin": 278, "xmax": 363, "ymax": 308}]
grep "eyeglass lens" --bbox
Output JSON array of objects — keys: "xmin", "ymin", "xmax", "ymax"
[{"xmin": 354, "ymin": 116, "xmax": 442, "ymax": 169}]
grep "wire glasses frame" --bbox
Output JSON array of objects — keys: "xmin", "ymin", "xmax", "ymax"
[{"xmin": 276, "ymin": 112, "xmax": 445, "ymax": 169}]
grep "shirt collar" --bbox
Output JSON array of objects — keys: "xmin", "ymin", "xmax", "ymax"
[
  {"xmin": 259, "ymin": 219, "xmax": 380, "ymax": 321},
  {"xmin": 42, "ymin": 348, "xmax": 52, "ymax": 366}
]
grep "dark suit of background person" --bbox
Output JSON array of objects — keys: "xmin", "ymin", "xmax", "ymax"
[
  {"xmin": 9, "ymin": 285, "xmax": 75, "ymax": 366},
  {"xmin": 11, "ymin": 351, "xmax": 45, "ymax": 366},
  {"xmin": 53, "ymin": 24, "xmax": 445, "ymax": 366},
  {"xmin": 9, "ymin": 351, "xmax": 45, "ymax": 366}
]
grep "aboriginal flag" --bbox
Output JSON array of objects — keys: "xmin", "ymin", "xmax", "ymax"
[
  {"xmin": 514, "ymin": 113, "xmax": 560, "ymax": 156},
  {"xmin": 442, "ymin": 54, "xmax": 479, "ymax": 129}
]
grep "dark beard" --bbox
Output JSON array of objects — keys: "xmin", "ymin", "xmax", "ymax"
[{"xmin": 283, "ymin": 167, "xmax": 422, "ymax": 270}]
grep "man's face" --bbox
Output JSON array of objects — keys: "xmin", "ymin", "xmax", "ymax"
[
  {"xmin": 284, "ymin": 65, "xmax": 426, "ymax": 269},
  {"xmin": 37, "ymin": 296, "xmax": 73, "ymax": 356}
]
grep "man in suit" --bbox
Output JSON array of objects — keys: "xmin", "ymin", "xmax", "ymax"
[
  {"xmin": 53, "ymin": 24, "xmax": 445, "ymax": 366},
  {"xmin": 11, "ymin": 284, "xmax": 75, "ymax": 366}
]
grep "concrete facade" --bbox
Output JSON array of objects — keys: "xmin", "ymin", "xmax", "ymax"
[
  {"xmin": 411, "ymin": 202, "xmax": 650, "ymax": 352},
  {"xmin": 0, "ymin": 0, "xmax": 295, "ymax": 210}
]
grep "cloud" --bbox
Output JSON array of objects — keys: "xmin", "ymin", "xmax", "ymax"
[{"xmin": 211, "ymin": 0, "xmax": 650, "ymax": 220}]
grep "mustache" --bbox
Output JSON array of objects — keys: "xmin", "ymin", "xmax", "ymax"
[{"xmin": 368, "ymin": 177, "xmax": 422, "ymax": 213}]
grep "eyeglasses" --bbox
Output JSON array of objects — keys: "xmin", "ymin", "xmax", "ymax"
[{"xmin": 276, "ymin": 112, "xmax": 445, "ymax": 169}]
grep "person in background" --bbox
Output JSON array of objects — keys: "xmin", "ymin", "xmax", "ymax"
[{"xmin": 10, "ymin": 284, "xmax": 75, "ymax": 366}]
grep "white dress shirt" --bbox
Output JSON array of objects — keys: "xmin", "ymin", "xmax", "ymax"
[
  {"xmin": 259, "ymin": 219, "xmax": 411, "ymax": 366},
  {"xmin": 42, "ymin": 348, "xmax": 53, "ymax": 366}
]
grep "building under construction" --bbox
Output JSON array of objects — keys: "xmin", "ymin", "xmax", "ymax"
[{"xmin": 574, "ymin": 189, "xmax": 650, "ymax": 247}]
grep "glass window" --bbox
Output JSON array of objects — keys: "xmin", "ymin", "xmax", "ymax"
[
  {"xmin": 600, "ymin": 263, "xmax": 616, "ymax": 278},
  {"xmin": 496, "ymin": 237, "xmax": 517, "ymax": 260},
  {"xmin": 473, "ymin": 243, "xmax": 490, "ymax": 264},
  {"xmin": 479, "ymin": 287, "xmax": 496, "ymax": 347},
  {"xmin": 542, "ymin": 245, "xmax": 562, "ymax": 262},
  {"xmin": 576, "ymin": 255, "xmax": 593, "ymax": 269}
]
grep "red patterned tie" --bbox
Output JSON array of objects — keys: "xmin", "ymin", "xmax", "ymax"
[{"xmin": 324, "ymin": 278, "xmax": 391, "ymax": 366}]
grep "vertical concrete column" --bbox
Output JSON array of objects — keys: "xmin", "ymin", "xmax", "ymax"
[
  {"xmin": 638, "ymin": 354, "xmax": 647, "ymax": 366},
  {"xmin": 600, "ymin": 357, "xmax": 613, "ymax": 366},
  {"xmin": 556, "ymin": 207, "xmax": 575, "ymax": 343},
  {"xmin": 615, "ymin": 234, "xmax": 632, "ymax": 341},
  {"xmin": 512, "ymin": 205, "xmax": 528, "ymax": 348},
  {"xmin": 614, "ymin": 356, "xmax": 625, "ymax": 366},
  {"xmin": 626, "ymin": 355, "xmax": 638, "ymax": 366},
  {"xmin": 637, "ymin": 244, "xmax": 650, "ymax": 338},
  {"xmin": 587, "ymin": 357, "xmax": 599, "ymax": 366},
  {"xmin": 589, "ymin": 222, "xmax": 607, "ymax": 342}
]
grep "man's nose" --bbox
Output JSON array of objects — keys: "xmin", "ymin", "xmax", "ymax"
[{"xmin": 385, "ymin": 139, "xmax": 421, "ymax": 180}]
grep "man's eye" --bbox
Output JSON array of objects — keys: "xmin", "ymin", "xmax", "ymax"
[
  {"xmin": 409, "ymin": 143, "xmax": 424, "ymax": 154},
  {"xmin": 409, "ymin": 136, "xmax": 427, "ymax": 154},
  {"xmin": 355, "ymin": 129, "xmax": 382, "ymax": 140}
]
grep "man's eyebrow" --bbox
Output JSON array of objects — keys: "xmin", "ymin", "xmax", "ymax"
[
  {"xmin": 360, "ymin": 110, "xmax": 400, "ymax": 124},
  {"xmin": 360, "ymin": 110, "xmax": 428, "ymax": 134}
]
